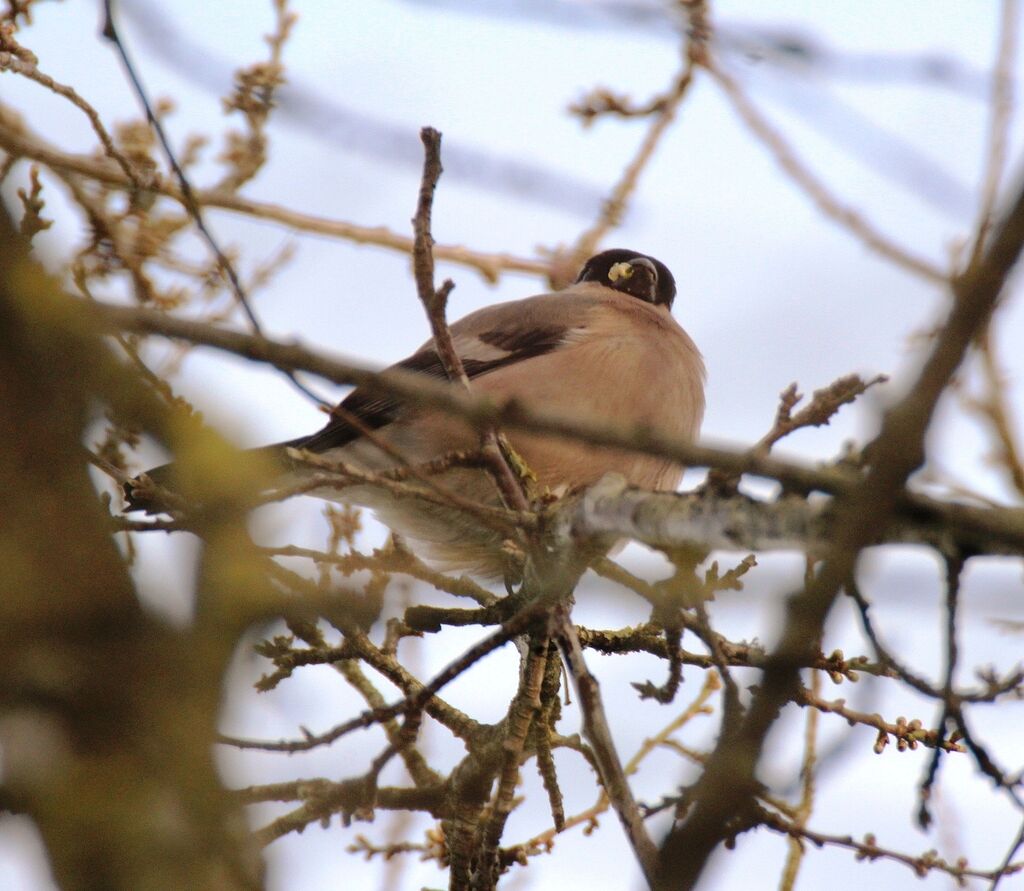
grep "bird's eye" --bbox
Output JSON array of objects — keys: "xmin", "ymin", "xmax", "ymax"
[{"xmin": 607, "ymin": 261, "xmax": 634, "ymax": 283}]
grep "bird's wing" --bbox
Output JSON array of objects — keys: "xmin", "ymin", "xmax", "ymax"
[{"xmin": 296, "ymin": 289, "xmax": 597, "ymax": 453}]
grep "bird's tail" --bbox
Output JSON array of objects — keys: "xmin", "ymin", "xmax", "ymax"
[
  {"xmin": 122, "ymin": 440, "xmax": 302, "ymax": 514},
  {"xmin": 122, "ymin": 459, "xmax": 178, "ymax": 513}
]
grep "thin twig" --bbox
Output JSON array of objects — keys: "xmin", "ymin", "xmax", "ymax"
[
  {"xmin": 971, "ymin": 328, "xmax": 1024, "ymax": 498},
  {"xmin": 507, "ymin": 672, "xmax": 721, "ymax": 862},
  {"xmin": 795, "ymin": 685, "xmax": 963, "ymax": 755},
  {"xmin": 973, "ymin": 0, "xmax": 1019, "ymax": 258},
  {"xmin": 706, "ymin": 373, "xmax": 886, "ymax": 494},
  {"xmin": 252, "ymin": 769, "xmax": 443, "ymax": 847},
  {"xmin": 759, "ymin": 807, "xmax": 1024, "ymax": 885},
  {"xmin": 705, "ymin": 59, "xmax": 948, "ymax": 285},
  {"xmin": 218, "ymin": 601, "xmax": 545, "ymax": 752},
  {"xmin": 917, "ymin": 552, "xmax": 966, "ymax": 828},
  {"xmin": 779, "ymin": 664, "xmax": 821, "ymax": 891},
  {"xmin": 411, "ymin": 126, "xmax": 529, "ymax": 515},
  {"xmin": 572, "ymin": 67, "xmax": 694, "ymax": 265},
  {"xmin": 0, "ymin": 53, "xmax": 145, "ymax": 188},
  {"xmin": 552, "ymin": 604, "xmax": 661, "ymax": 888},
  {"xmin": 991, "ymin": 820, "xmax": 1024, "ymax": 890},
  {"xmin": 99, "ymin": 0, "xmax": 328, "ymax": 407},
  {"xmin": 83, "ymin": 299, "xmax": 1024, "ymax": 557},
  {"xmin": 262, "ymin": 542, "xmax": 496, "ymax": 606},
  {"xmin": 0, "ymin": 109, "xmax": 548, "ymax": 283},
  {"xmin": 474, "ymin": 639, "xmax": 550, "ymax": 886},
  {"xmin": 281, "ymin": 449, "xmax": 527, "ymax": 536},
  {"xmin": 336, "ymin": 659, "xmax": 440, "ymax": 789}
]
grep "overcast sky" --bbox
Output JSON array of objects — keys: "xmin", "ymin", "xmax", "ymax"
[{"xmin": 2, "ymin": 2, "xmax": 1024, "ymax": 889}]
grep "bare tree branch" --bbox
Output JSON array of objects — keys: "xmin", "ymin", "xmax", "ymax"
[
  {"xmin": 656, "ymin": 167, "xmax": 1024, "ymax": 889},
  {"xmin": 0, "ymin": 107, "xmax": 549, "ymax": 284}
]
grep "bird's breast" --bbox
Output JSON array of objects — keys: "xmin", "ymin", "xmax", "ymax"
[{"xmin": 469, "ymin": 297, "xmax": 705, "ymax": 492}]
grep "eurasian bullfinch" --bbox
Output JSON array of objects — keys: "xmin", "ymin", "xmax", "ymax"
[{"xmin": 125, "ymin": 249, "xmax": 705, "ymax": 578}]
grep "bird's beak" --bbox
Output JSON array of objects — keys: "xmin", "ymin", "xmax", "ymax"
[{"xmin": 608, "ymin": 261, "xmax": 634, "ymax": 283}]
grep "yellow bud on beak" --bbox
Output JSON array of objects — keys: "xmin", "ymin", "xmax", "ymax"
[{"xmin": 608, "ymin": 261, "xmax": 634, "ymax": 282}]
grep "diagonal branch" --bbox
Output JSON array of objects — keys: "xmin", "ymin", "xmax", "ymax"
[
  {"xmin": 81, "ymin": 298, "xmax": 1024, "ymax": 557},
  {"xmin": 704, "ymin": 58, "xmax": 948, "ymax": 285},
  {"xmin": 219, "ymin": 600, "xmax": 545, "ymax": 753},
  {"xmin": 656, "ymin": 169, "xmax": 1024, "ymax": 888},
  {"xmin": 973, "ymin": 0, "xmax": 1019, "ymax": 256},
  {"xmin": 553, "ymin": 603, "xmax": 661, "ymax": 887},
  {"xmin": 100, "ymin": 0, "xmax": 328, "ymax": 408}
]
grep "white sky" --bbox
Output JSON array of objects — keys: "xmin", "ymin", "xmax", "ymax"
[{"xmin": 2, "ymin": 1, "xmax": 1024, "ymax": 890}]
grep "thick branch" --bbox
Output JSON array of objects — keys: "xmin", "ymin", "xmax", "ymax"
[
  {"xmin": 0, "ymin": 204, "xmax": 258, "ymax": 889},
  {"xmin": 567, "ymin": 475, "xmax": 1024, "ymax": 557},
  {"xmin": 78, "ymin": 300, "xmax": 859, "ymax": 492},
  {"xmin": 657, "ymin": 170, "xmax": 1024, "ymax": 888},
  {"xmin": 81, "ymin": 300, "xmax": 1024, "ymax": 557}
]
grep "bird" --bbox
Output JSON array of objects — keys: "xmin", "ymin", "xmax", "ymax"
[{"xmin": 125, "ymin": 249, "xmax": 705, "ymax": 578}]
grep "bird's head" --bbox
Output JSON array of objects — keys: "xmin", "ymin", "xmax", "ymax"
[{"xmin": 574, "ymin": 249, "xmax": 677, "ymax": 309}]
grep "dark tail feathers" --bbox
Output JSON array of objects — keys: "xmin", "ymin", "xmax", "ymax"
[{"xmin": 122, "ymin": 440, "xmax": 301, "ymax": 515}]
